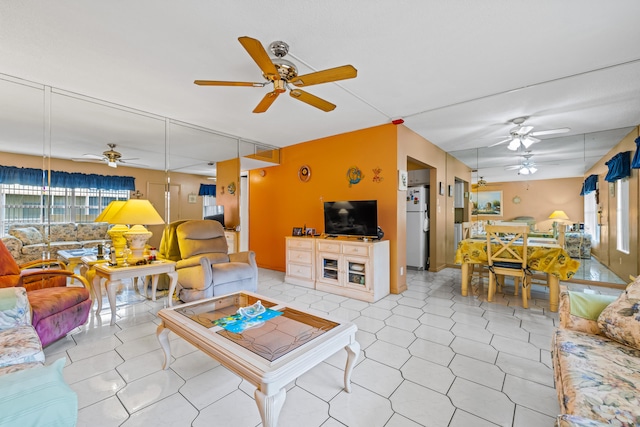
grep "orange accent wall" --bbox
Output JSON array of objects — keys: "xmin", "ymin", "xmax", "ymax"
[
  {"xmin": 249, "ymin": 124, "xmax": 398, "ymax": 285},
  {"xmin": 217, "ymin": 158, "xmax": 240, "ymax": 228}
]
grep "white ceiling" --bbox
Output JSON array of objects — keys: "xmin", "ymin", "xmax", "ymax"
[{"xmin": 1, "ymin": 1, "xmax": 639, "ymax": 183}]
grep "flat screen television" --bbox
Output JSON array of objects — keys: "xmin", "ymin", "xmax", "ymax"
[
  {"xmin": 323, "ymin": 200, "xmax": 378, "ymax": 238},
  {"xmin": 204, "ymin": 205, "xmax": 225, "ymax": 228}
]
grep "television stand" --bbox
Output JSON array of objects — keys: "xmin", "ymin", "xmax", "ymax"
[{"xmin": 285, "ymin": 236, "xmax": 390, "ymax": 302}]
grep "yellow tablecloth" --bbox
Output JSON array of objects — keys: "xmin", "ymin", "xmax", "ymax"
[{"xmin": 454, "ymin": 238, "xmax": 580, "ymax": 280}]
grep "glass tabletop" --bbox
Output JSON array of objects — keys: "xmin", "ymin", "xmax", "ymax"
[{"xmin": 175, "ymin": 293, "xmax": 339, "ymax": 362}]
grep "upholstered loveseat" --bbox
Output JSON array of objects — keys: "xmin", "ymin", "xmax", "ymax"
[
  {"xmin": 1, "ymin": 222, "xmax": 109, "ymax": 264},
  {"xmin": 552, "ymin": 282, "xmax": 640, "ymax": 426}
]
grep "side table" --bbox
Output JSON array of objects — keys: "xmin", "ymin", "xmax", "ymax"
[
  {"xmin": 80, "ymin": 255, "xmax": 110, "ymax": 306},
  {"xmin": 92, "ymin": 261, "xmax": 177, "ymax": 325}
]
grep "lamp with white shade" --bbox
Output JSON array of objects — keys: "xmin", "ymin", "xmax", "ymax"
[{"xmin": 109, "ymin": 199, "xmax": 165, "ymax": 262}]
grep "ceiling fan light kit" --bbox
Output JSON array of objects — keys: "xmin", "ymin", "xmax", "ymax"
[{"xmin": 195, "ymin": 36, "xmax": 357, "ymax": 113}]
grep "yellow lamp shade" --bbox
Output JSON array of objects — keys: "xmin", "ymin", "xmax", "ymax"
[
  {"xmin": 109, "ymin": 199, "xmax": 164, "ymax": 226},
  {"xmin": 548, "ymin": 210, "xmax": 570, "ymax": 221},
  {"xmin": 95, "ymin": 200, "xmax": 126, "ymax": 223}
]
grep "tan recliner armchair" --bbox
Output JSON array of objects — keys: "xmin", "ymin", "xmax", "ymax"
[{"xmin": 168, "ymin": 220, "xmax": 257, "ymax": 303}]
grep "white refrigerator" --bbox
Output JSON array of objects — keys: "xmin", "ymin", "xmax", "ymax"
[{"xmin": 406, "ymin": 186, "xmax": 429, "ymax": 269}]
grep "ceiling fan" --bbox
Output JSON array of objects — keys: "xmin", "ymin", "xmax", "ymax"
[
  {"xmin": 489, "ymin": 117, "xmax": 570, "ymax": 151},
  {"xmin": 194, "ymin": 36, "xmax": 357, "ymax": 113},
  {"xmin": 505, "ymin": 151, "xmax": 538, "ymax": 175},
  {"xmin": 72, "ymin": 144, "xmax": 143, "ymax": 168}
]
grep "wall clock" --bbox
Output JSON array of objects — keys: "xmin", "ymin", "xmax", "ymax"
[{"xmin": 298, "ymin": 165, "xmax": 311, "ymax": 182}]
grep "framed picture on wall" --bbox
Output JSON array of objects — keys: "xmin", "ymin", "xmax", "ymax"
[{"xmin": 470, "ymin": 190, "xmax": 503, "ymax": 216}]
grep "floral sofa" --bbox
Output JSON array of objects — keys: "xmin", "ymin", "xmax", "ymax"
[
  {"xmin": 1, "ymin": 222, "xmax": 110, "ymax": 264},
  {"xmin": 564, "ymin": 232, "xmax": 592, "ymax": 259},
  {"xmin": 552, "ymin": 281, "xmax": 640, "ymax": 426},
  {"xmin": 0, "ymin": 287, "xmax": 78, "ymax": 426}
]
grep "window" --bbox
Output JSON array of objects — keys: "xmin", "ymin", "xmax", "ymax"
[
  {"xmin": 0, "ymin": 183, "xmax": 129, "ymax": 235},
  {"xmin": 583, "ymin": 190, "xmax": 598, "ymax": 244},
  {"xmin": 616, "ymin": 179, "xmax": 629, "ymax": 254},
  {"xmin": 202, "ymin": 196, "xmax": 217, "ymax": 217}
]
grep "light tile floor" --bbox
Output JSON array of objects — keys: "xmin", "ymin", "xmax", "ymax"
[
  {"xmin": 572, "ymin": 256, "xmax": 626, "ymax": 284},
  {"xmin": 44, "ymin": 268, "xmax": 623, "ymax": 427}
]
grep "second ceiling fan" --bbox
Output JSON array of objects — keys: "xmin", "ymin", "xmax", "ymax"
[
  {"xmin": 489, "ymin": 117, "xmax": 570, "ymax": 151},
  {"xmin": 195, "ymin": 36, "xmax": 357, "ymax": 113}
]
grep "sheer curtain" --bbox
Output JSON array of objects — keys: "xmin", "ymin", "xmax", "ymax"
[
  {"xmin": 617, "ymin": 179, "xmax": 630, "ymax": 254},
  {"xmin": 583, "ymin": 191, "xmax": 598, "ymax": 245}
]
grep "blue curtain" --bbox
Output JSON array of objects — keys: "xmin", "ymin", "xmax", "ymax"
[
  {"xmin": 632, "ymin": 136, "xmax": 640, "ymax": 169},
  {"xmin": 604, "ymin": 151, "xmax": 631, "ymax": 182},
  {"xmin": 580, "ymin": 174, "xmax": 598, "ymax": 196},
  {"xmin": 0, "ymin": 165, "xmax": 135, "ymax": 190},
  {"xmin": 198, "ymin": 184, "xmax": 216, "ymax": 196}
]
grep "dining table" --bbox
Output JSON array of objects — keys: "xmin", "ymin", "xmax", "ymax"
[{"xmin": 454, "ymin": 236, "xmax": 581, "ymax": 312}]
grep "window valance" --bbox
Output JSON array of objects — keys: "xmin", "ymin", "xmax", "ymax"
[
  {"xmin": 198, "ymin": 184, "xmax": 216, "ymax": 196},
  {"xmin": 580, "ymin": 174, "xmax": 598, "ymax": 196},
  {"xmin": 0, "ymin": 165, "xmax": 135, "ymax": 190},
  {"xmin": 604, "ymin": 151, "xmax": 631, "ymax": 182},
  {"xmin": 632, "ymin": 136, "xmax": 640, "ymax": 169}
]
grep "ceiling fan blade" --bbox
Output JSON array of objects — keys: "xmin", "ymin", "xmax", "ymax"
[
  {"xmin": 238, "ymin": 36, "xmax": 279, "ymax": 81},
  {"xmin": 289, "ymin": 89, "xmax": 336, "ymax": 112},
  {"xmin": 505, "ymin": 165, "xmax": 521, "ymax": 170},
  {"xmin": 530, "ymin": 127, "xmax": 571, "ymax": 137},
  {"xmin": 514, "ymin": 126, "xmax": 533, "ymax": 136},
  {"xmin": 253, "ymin": 90, "xmax": 280, "ymax": 113},
  {"xmin": 289, "ymin": 65, "xmax": 357, "ymax": 87},
  {"xmin": 194, "ymin": 80, "xmax": 264, "ymax": 87},
  {"xmin": 72, "ymin": 157, "xmax": 104, "ymax": 164},
  {"xmin": 119, "ymin": 160, "xmax": 148, "ymax": 167},
  {"xmin": 488, "ymin": 137, "xmax": 513, "ymax": 147}
]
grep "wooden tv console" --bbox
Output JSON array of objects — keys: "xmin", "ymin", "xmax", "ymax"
[{"xmin": 285, "ymin": 236, "xmax": 390, "ymax": 302}]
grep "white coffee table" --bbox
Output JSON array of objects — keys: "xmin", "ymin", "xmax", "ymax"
[
  {"xmin": 93, "ymin": 260, "xmax": 177, "ymax": 325},
  {"xmin": 157, "ymin": 291, "xmax": 359, "ymax": 427}
]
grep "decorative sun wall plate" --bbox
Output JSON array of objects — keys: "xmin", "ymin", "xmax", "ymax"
[
  {"xmin": 298, "ymin": 165, "xmax": 311, "ymax": 182},
  {"xmin": 346, "ymin": 166, "xmax": 364, "ymax": 187},
  {"xmin": 512, "ymin": 196, "xmax": 521, "ymax": 204}
]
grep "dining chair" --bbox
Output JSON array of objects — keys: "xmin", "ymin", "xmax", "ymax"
[
  {"xmin": 461, "ymin": 222, "xmax": 488, "ymax": 287},
  {"xmin": 485, "ymin": 224, "xmax": 532, "ymax": 308}
]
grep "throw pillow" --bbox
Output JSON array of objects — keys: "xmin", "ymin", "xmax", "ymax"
[
  {"xmin": 597, "ymin": 278, "xmax": 640, "ymax": 350},
  {"xmin": 9, "ymin": 227, "xmax": 44, "ymax": 246},
  {"xmin": 0, "ymin": 358, "xmax": 78, "ymax": 426}
]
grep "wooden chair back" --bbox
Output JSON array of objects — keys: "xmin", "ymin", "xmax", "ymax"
[
  {"xmin": 461, "ymin": 222, "xmax": 472, "ymax": 239},
  {"xmin": 485, "ymin": 225, "xmax": 529, "ymax": 269}
]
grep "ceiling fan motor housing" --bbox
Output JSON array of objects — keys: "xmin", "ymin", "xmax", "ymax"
[{"xmin": 269, "ymin": 41, "xmax": 289, "ymax": 57}]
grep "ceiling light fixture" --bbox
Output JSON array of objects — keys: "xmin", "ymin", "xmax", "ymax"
[
  {"xmin": 518, "ymin": 165, "xmax": 537, "ymax": 175},
  {"xmin": 507, "ymin": 138, "xmax": 521, "ymax": 151}
]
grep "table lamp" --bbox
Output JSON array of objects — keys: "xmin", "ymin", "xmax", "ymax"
[
  {"xmin": 548, "ymin": 210, "xmax": 570, "ymax": 238},
  {"xmin": 109, "ymin": 199, "xmax": 165, "ymax": 262},
  {"xmin": 95, "ymin": 200, "xmax": 128, "ymax": 264}
]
